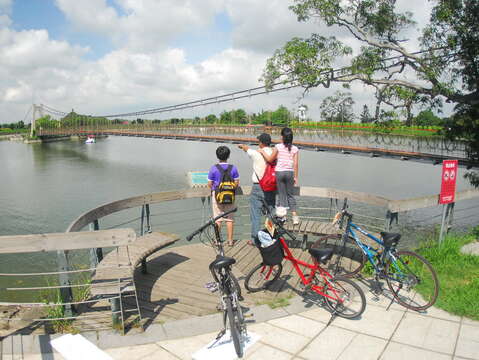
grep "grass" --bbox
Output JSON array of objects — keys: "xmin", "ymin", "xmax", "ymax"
[
  {"xmin": 415, "ymin": 229, "xmax": 479, "ymax": 320},
  {"xmin": 256, "ymin": 293, "xmax": 294, "ymax": 309},
  {"xmin": 38, "ymin": 272, "xmax": 92, "ymax": 333}
]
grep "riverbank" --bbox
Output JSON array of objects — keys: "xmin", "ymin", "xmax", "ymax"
[{"xmin": 415, "ymin": 227, "xmax": 479, "ymax": 321}]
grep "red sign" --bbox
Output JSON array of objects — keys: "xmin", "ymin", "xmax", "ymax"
[{"xmin": 439, "ymin": 160, "xmax": 458, "ymax": 204}]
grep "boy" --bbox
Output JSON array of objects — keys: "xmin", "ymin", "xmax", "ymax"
[{"xmin": 207, "ymin": 146, "xmax": 240, "ymax": 246}]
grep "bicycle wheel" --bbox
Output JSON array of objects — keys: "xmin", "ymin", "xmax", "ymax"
[
  {"xmin": 385, "ymin": 250, "xmax": 439, "ymax": 311},
  {"xmin": 225, "ymin": 296, "xmax": 243, "ymax": 358},
  {"xmin": 313, "ymin": 235, "xmax": 365, "ymax": 277},
  {"xmin": 244, "ymin": 263, "xmax": 283, "ymax": 292},
  {"xmin": 324, "ymin": 276, "xmax": 366, "ymax": 319}
]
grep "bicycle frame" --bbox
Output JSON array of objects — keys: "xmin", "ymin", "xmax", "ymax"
[
  {"xmin": 277, "ymin": 236, "xmax": 345, "ymax": 303},
  {"xmin": 342, "ymin": 215, "xmax": 408, "ymax": 283}
]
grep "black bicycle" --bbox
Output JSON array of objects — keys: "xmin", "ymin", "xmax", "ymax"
[{"xmin": 187, "ymin": 207, "xmax": 246, "ymax": 358}]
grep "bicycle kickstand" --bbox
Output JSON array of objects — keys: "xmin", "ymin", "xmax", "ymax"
[{"xmin": 326, "ymin": 312, "xmax": 337, "ymax": 327}]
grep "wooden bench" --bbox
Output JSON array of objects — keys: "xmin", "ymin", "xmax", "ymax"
[{"xmin": 91, "ymin": 231, "xmax": 180, "ymax": 297}]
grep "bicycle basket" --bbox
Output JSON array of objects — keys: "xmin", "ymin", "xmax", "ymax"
[{"xmin": 259, "ymin": 238, "xmax": 284, "ymax": 266}]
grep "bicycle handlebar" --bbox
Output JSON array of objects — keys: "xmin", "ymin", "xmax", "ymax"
[
  {"xmin": 259, "ymin": 198, "xmax": 297, "ymax": 241},
  {"xmin": 186, "ymin": 207, "xmax": 238, "ymax": 241}
]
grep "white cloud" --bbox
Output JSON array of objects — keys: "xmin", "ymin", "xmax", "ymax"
[
  {"xmin": 0, "ymin": 0, "xmax": 446, "ymax": 124},
  {"xmin": 55, "ymin": 0, "xmax": 224, "ymax": 51}
]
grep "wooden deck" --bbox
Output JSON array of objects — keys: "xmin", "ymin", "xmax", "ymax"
[{"xmin": 79, "ymin": 219, "xmax": 353, "ymax": 331}]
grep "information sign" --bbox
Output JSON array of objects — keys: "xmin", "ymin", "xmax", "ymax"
[{"xmin": 439, "ymin": 160, "xmax": 458, "ymax": 204}]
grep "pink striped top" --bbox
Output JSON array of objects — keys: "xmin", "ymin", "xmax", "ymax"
[{"xmin": 275, "ymin": 143, "xmax": 298, "ymax": 172}]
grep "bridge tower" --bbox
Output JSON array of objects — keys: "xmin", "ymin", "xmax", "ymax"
[{"xmin": 30, "ymin": 104, "xmax": 44, "ymax": 137}]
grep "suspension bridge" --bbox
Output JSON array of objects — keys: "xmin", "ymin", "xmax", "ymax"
[{"xmin": 23, "ymin": 77, "xmax": 477, "ymax": 168}]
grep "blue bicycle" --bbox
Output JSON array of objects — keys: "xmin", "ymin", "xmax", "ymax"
[{"xmin": 325, "ymin": 199, "xmax": 439, "ymax": 311}]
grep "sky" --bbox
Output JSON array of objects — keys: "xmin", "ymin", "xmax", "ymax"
[{"xmin": 0, "ymin": 0, "xmax": 442, "ymax": 124}]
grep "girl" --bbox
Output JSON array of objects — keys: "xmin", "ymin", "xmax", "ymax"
[{"xmin": 259, "ymin": 127, "xmax": 299, "ymax": 225}]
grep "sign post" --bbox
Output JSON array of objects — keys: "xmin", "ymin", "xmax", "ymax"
[{"xmin": 438, "ymin": 160, "xmax": 458, "ymax": 243}]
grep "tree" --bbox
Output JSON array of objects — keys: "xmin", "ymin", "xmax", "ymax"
[
  {"xmin": 360, "ymin": 105, "xmax": 373, "ymax": 123},
  {"xmin": 271, "ymin": 105, "xmax": 291, "ymax": 126},
  {"xmin": 320, "ymin": 91, "xmax": 354, "ymax": 122},
  {"xmin": 261, "ymin": 0, "xmax": 479, "ymax": 185},
  {"xmin": 414, "ymin": 110, "xmax": 443, "ymax": 127}
]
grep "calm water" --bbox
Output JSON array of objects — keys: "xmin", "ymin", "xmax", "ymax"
[{"xmin": 0, "ymin": 136, "xmax": 477, "ymax": 300}]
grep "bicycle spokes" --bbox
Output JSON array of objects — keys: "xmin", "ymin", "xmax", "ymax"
[{"xmin": 385, "ymin": 251, "xmax": 439, "ymax": 311}]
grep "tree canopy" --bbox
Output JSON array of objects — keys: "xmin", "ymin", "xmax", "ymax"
[
  {"xmin": 262, "ymin": 0, "xmax": 478, "ymax": 108},
  {"xmin": 262, "ymin": 0, "xmax": 479, "ymax": 184}
]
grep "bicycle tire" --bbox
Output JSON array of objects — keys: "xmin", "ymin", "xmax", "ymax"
[
  {"xmin": 244, "ymin": 263, "xmax": 283, "ymax": 292},
  {"xmin": 313, "ymin": 235, "xmax": 366, "ymax": 277},
  {"xmin": 225, "ymin": 296, "xmax": 243, "ymax": 358},
  {"xmin": 324, "ymin": 276, "xmax": 366, "ymax": 319},
  {"xmin": 385, "ymin": 250, "xmax": 439, "ymax": 311}
]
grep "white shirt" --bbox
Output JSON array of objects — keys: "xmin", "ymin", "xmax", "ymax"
[{"xmin": 247, "ymin": 147, "xmax": 273, "ymax": 183}]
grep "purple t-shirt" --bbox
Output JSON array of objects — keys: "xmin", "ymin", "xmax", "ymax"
[{"xmin": 208, "ymin": 163, "xmax": 240, "ymax": 191}]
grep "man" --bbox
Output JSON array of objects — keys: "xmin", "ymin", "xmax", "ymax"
[
  {"xmin": 207, "ymin": 146, "xmax": 240, "ymax": 246},
  {"xmin": 238, "ymin": 133, "xmax": 276, "ymax": 246}
]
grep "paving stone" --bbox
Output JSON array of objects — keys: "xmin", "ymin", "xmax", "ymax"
[
  {"xmin": 267, "ymin": 314, "xmax": 326, "ymax": 338},
  {"xmin": 462, "ymin": 317, "xmax": 479, "ymax": 327},
  {"xmin": 249, "ymin": 322, "xmax": 310, "ymax": 354},
  {"xmin": 245, "ymin": 344, "xmax": 293, "ymax": 360},
  {"xmin": 455, "ymin": 324, "xmax": 479, "ymax": 360},
  {"xmin": 337, "ymin": 333, "xmax": 387, "ymax": 360},
  {"xmin": 381, "ymin": 342, "xmax": 451, "ymax": 360},
  {"xmin": 333, "ymin": 303, "xmax": 404, "ymax": 339},
  {"xmin": 162, "ymin": 313, "xmax": 222, "ymax": 339},
  {"xmin": 96, "ymin": 324, "xmax": 167, "ymax": 349},
  {"xmin": 247, "ymin": 304, "xmax": 290, "ymax": 324},
  {"xmin": 298, "ymin": 325, "xmax": 356, "ymax": 360},
  {"xmin": 392, "ymin": 312, "xmax": 460, "ymax": 354},
  {"xmin": 412, "ymin": 306, "xmax": 461, "ymax": 323},
  {"xmin": 158, "ymin": 335, "xmax": 212, "ymax": 360},
  {"xmin": 295, "ymin": 307, "xmax": 335, "ymax": 324},
  {"xmin": 105, "ymin": 343, "xmax": 173, "ymax": 360}
]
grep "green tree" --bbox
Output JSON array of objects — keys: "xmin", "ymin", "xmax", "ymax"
[
  {"xmin": 205, "ymin": 114, "xmax": 218, "ymax": 124},
  {"xmin": 271, "ymin": 105, "xmax": 291, "ymax": 126},
  {"xmin": 320, "ymin": 91, "xmax": 354, "ymax": 123},
  {"xmin": 414, "ymin": 110, "xmax": 443, "ymax": 127},
  {"xmin": 261, "ymin": 0, "xmax": 479, "ymax": 185}
]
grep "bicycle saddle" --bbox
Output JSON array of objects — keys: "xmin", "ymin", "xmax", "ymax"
[
  {"xmin": 380, "ymin": 232, "xmax": 401, "ymax": 248},
  {"xmin": 210, "ymin": 256, "xmax": 236, "ymax": 269},
  {"xmin": 308, "ymin": 248, "xmax": 334, "ymax": 264}
]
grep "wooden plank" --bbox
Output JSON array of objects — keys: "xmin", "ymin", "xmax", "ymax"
[{"xmin": 0, "ymin": 229, "xmax": 136, "ymax": 254}]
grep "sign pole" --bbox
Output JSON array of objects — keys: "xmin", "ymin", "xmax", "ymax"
[
  {"xmin": 439, "ymin": 204, "xmax": 448, "ymax": 244},
  {"xmin": 438, "ymin": 160, "xmax": 458, "ymax": 244}
]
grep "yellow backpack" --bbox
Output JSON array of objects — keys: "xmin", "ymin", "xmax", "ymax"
[{"xmin": 215, "ymin": 164, "xmax": 236, "ymax": 204}]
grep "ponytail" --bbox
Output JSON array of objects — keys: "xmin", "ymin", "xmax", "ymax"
[{"xmin": 281, "ymin": 127, "xmax": 293, "ymax": 152}]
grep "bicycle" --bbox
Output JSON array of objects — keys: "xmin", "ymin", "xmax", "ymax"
[
  {"xmin": 244, "ymin": 201, "xmax": 366, "ymax": 319},
  {"xmin": 330, "ymin": 199, "xmax": 439, "ymax": 311},
  {"xmin": 186, "ymin": 207, "xmax": 246, "ymax": 358}
]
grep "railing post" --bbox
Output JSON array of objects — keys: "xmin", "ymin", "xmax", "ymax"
[
  {"xmin": 140, "ymin": 204, "xmax": 152, "ymax": 274},
  {"xmin": 89, "ymin": 220, "xmax": 102, "ymax": 268},
  {"xmin": 385, "ymin": 210, "xmax": 398, "ymax": 232},
  {"xmin": 57, "ymin": 250, "xmax": 74, "ymax": 317}
]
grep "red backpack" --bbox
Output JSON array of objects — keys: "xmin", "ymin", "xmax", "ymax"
[{"xmin": 259, "ymin": 161, "xmax": 277, "ymax": 192}]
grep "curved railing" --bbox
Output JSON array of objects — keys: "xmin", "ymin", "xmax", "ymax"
[{"xmin": 66, "ymin": 186, "xmax": 392, "ymax": 233}]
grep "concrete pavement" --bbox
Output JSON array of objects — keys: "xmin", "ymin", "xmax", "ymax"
[{"xmin": 1, "ymin": 288, "xmax": 478, "ymax": 360}]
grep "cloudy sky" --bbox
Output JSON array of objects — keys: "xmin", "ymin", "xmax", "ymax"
[{"xmin": 0, "ymin": 0, "xmax": 440, "ymax": 124}]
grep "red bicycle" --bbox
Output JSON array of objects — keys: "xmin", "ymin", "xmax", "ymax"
[{"xmin": 244, "ymin": 205, "xmax": 366, "ymax": 319}]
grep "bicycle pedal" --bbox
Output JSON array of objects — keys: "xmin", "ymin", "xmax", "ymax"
[{"xmin": 205, "ymin": 282, "xmax": 219, "ymax": 293}]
